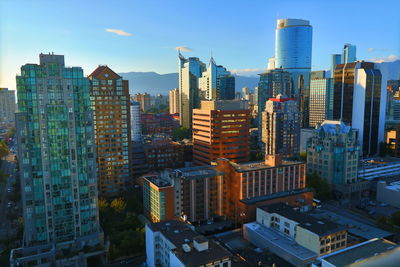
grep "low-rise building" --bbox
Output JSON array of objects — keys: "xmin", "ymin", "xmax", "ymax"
[
  {"xmin": 141, "ymin": 113, "xmax": 180, "ymax": 135},
  {"xmin": 257, "ymin": 203, "xmax": 347, "ymax": 256},
  {"xmin": 144, "ymin": 138, "xmax": 185, "ymax": 171},
  {"xmin": 358, "ymin": 157, "xmax": 400, "ymax": 181},
  {"xmin": 143, "ymin": 175, "xmax": 175, "ymax": 222},
  {"xmin": 214, "ymin": 154, "xmax": 308, "ymax": 222},
  {"xmin": 377, "ymin": 180, "xmax": 400, "ymax": 208},
  {"xmin": 146, "ymin": 220, "xmax": 232, "ymax": 267},
  {"xmin": 314, "ymin": 238, "xmax": 399, "ymax": 267}
]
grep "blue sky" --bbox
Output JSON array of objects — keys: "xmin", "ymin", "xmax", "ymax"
[{"xmin": 1, "ymin": 0, "xmax": 399, "ymax": 90}]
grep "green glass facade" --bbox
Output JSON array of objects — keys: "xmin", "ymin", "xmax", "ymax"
[{"xmin": 16, "ymin": 54, "xmax": 100, "ymax": 246}]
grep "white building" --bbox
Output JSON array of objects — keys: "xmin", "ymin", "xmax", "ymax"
[
  {"xmin": 0, "ymin": 88, "xmax": 16, "ymax": 123},
  {"xmin": 314, "ymin": 238, "xmax": 399, "ymax": 267},
  {"xmin": 146, "ymin": 220, "xmax": 232, "ymax": 267},
  {"xmin": 169, "ymin": 88, "xmax": 179, "ymax": 114},
  {"xmin": 130, "ymin": 100, "xmax": 142, "ymax": 142}
]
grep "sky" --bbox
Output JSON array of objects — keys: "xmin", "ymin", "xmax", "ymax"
[{"xmin": 1, "ymin": 0, "xmax": 399, "ymax": 91}]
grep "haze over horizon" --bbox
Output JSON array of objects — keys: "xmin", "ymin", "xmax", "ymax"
[{"xmin": 1, "ymin": 0, "xmax": 400, "ymax": 91}]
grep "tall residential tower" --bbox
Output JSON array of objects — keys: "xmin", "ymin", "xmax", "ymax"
[
  {"xmin": 88, "ymin": 66, "xmax": 131, "ymax": 196},
  {"xmin": 12, "ymin": 54, "xmax": 103, "ymax": 266}
]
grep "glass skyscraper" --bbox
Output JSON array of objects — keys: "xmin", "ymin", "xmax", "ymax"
[
  {"xmin": 12, "ymin": 54, "xmax": 103, "ymax": 266},
  {"xmin": 309, "ymin": 71, "xmax": 333, "ymax": 127},
  {"xmin": 274, "ymin": 18, "xmax": 313, "ymax": 128},
  {"xmin": 342, "ymin": 43, "xmax": 357, "ymax": 64},
  {"xmin": 178, "ymin": 53, "xmax": 206, "ymax": 128}
]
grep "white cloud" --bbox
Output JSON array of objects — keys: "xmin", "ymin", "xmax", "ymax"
[
  {"xmin": 105, "ymin": 28, "xmax": 133, "ymax": 36},
  {"xmin": 230, "ymin": 68, "xmax": 264, "ymax": 76},
  {"xmin": 175, "ymin": 46, "xmax": 192, "ymax": 52},
  {"xmin": 370, "ymin": 55, "xmax": 400, "ymax": 63}
]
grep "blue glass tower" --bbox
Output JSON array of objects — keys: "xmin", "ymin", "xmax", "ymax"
[
  {"xmin": 275, "ymin": 18, "xmax": 313, "ymax": 128},
  {"xmin": 12, "ymin": 54, "xmax": 104, "ymax": 266}
]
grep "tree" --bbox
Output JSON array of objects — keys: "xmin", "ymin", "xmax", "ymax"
[
  {"xmin": 0, "ymin": 140, "xmax": 9, "ymax": 158},
  {"xmin": 306, "ymin": 173, "xmax": 332, "ymax": 201},
  {"xmin": 172, "ymin": 127, "xmax": 191, "ymax": 141},
  {"xmin": 6, "ymin": 127, "xmax": 16, "ymax": 139},
  {"xmin": 110, "ymin": 198, "xmax": 127, "ymax": 213},
  {"xmin": 300, "ymin": 152, "xmax": 307, "ymax": 162}
]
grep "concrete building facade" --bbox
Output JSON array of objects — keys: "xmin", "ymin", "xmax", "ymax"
[
  {"xmin": 134, "ymin": 92, "xmax": 151, "ymax": 112},
  {"xmin": 192, "ymin": 100, "xmax": 250, "ymax": 165},
  {"xmin": 169, "ymin": 88, "xmax": 179, "ymax": 114},
  {"xmin": 89, "ymin": 66, "xmax": 131, "ymax": 196},
  {"xmin": 262, "ymin": 95, "xmax": 300, "ymax": 158},
  {"xmin": 0, "ymin": 88, "xmax": 16, "ymax": 123}
]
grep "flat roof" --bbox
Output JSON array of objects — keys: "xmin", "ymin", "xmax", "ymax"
[
  {"xmin": 173, "ymin": 165, "xmax": 225, "ymax": 179},
  {"xmin": 143, "ymin": 175, "xmax": 172, "ymax": 188},
  {"xmin": 245, "ymin": 222, "xmax": 317, "ymax": 261},
  {"xmin": 229, "ymin": 159, "xmax": 304, "ymax": 173},
  {"xmin": 320, "ymin": 238, "xmax": 398, "ymax": 266},
  {"xmin": 259, "ymin": 203, "xmax": 346, "ymax": 237},
  {"xmin": 309, "ymin": 210, "xmax": 393, "ymax": 240},
  {"xmin": 240, "ymin": 188, "xmax": 313, "ymax": 205},
  {"xmin": 148, "ymin": 220, "xmax": 232, "ymax": 266}
]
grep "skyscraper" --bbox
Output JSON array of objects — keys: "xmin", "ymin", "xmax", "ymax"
[
  {"xmin": 342, "ymin": 43, "xmax": 356, "ymax": 64},
  {"xmin": 257, "ymin": 68, "xmax": 293, "ymax": 141},
  {"xmin": 262, "ymin": 95, "xmax": 300, "ymax": 158},
  {"xmin": 333, "ymin": 62, "xmax": 382, "ymax": 156},
  {"xmin": 0, "ymin": 88, "xmax": 16, "ymax": 123},
  {"xmin": 331, "ymin": 54, "xmax": 342, "ymax": 78},
  {"xmin": 88, "ymin": 66, "xmax": 131, "ymax": 196},
  {"xmin": 130, "ymin": 100, "xmax": 142, "ymax": 142},
  {"xmin": 12, "ymin": 54, "xmax": 103, "ymax": 266},
  {"xmin": 192, "ymin": 100, "xmax": 250, "ymax": 165},
  {"xmin": 198, "ymin": 57, "xmax": 235, "ymax": 100},
  {"xmin": 169, "ymin": 88, "xmax": 179, "ymax": 114},
  {"xmin": 178, "ymin": 53, "xmax": 206, "ymax": 128},
  {"xmin": 309, "ymin": 71, "xmax": 334, "ymax": 127},
  {"xmin": 275, "ymin": 18, "xmax": 312, "ymax": 128}
]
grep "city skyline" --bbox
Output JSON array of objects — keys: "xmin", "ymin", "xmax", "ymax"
[{"xmin": 1, "ymin": 0, "xmax": 400, "ymax": 91}]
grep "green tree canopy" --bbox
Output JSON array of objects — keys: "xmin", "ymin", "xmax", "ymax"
[
  {"xmin": 306, "ymin": 172, "xmax": 332, "ymax": 201},
  {"xmin": 172, "ymin": 127, "xmax": 191, "ymax": 141},
  {"xmin": 0, "ymin": 140, "xmax": 9, "ymax": 158}
]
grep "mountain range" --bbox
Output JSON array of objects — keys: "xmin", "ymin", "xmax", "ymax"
[
  {"xmin": 119, "ymin": 60, "xmax": 400, "ymax": 96},
  {"xmin": 119, "ymin": 72, "xmax": 259, "ymax": 95}
]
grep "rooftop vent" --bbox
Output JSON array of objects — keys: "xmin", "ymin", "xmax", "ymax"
[
  {"xmin": 317, "ymin": 221, "xmax": 325, "ymax": 225},
  {"xmin": 182, "ymin": 243, "xmax": 191, "ymax": 253}
]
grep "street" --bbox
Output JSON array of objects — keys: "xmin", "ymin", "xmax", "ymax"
[{"xmin": 0, "ymin": 142, "xmax": 20, "ymax": 250}]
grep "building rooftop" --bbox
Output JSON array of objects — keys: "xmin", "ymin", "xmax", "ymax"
[
  {"xmin": 173, "ymin": 165, "xmax": 225, "ymax": 180},
  {"xmin": 148, "ymin": 220, "xmax": 232, "ymax": 267},
  {"xmin": 309, "ymin": 209, "xmax": 393, "ymax": 240},
  {"xmin": 317, "ymin": 120, "xmax": 352, "ymax": 134},
  {"xmin": 245, "ymin": 222, "xmax": 317, "ymax": 261},
  {"xmin": 228, "ymin": 159, "xmax": 303, "ymax": 173},
  {"xmin": 358, "ymin": 157, "xmax": 400, "ymax": 180},
  {"xmin": 240, "ymin": 188, "xmax": 312, "ymax": 205},
  {"xmin": 260, "ymin": 203, "xmax": 346, "ymax": 237},
  {"xmin": 319, "ymin": 238, "xmax": 399, "ymax": 266},
  {"xmin": 143, "ymin": 175, "xmax": 172, "ymax": 188}
]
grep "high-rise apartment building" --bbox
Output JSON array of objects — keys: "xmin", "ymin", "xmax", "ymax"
[
  {"xmin": 262, "ymin": 95, "xmax": 300, "ymax": 158},
  {"xmin": 333, "ymin": 62, "xmax": 383, "ymax": 156},
  {"xmin": 12, "ymin": 54, "xmax": 103, "ymax": 266},
  {"xmin": 88, "ymin": 66, "xmax": 131, "ymax": 196},
  {"xmin": 0, "ymin": 88, "xmax": 16, "ymax": 123},
  {"xmin": 178, "ymin": 53, "xmax": 206, "ymax": 128},
  {"xmin": 130, "ymin": 100, "xmax": 142, "ymax": 142},
  {"xmin": 192, "ymin": 100, "xmax": 250, "ymax": 165},
  {"xmin": 257, "ymin": 68, "xmax": 293, "ymax": 137},
  {"xmin": 169, "ymin": 88, "xmax": 179, "ymax": 114},
  {"xmin": 134, "ymin": 92, "xmax": 151, "ymax": 112},
  {"xmin": 199, "ymin": 57, "xmax": 235, "ymax": 100},
  {"xmin": 275, "ymin": 18, "xmax": 312, "ymax": 128},
  {"xmin": 309, "ymin": 71, "xmax": 334, "ymax": 127},
  {"xmin": 342, "ymin": 43, "xmax": 356, "ymax": 64}
]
